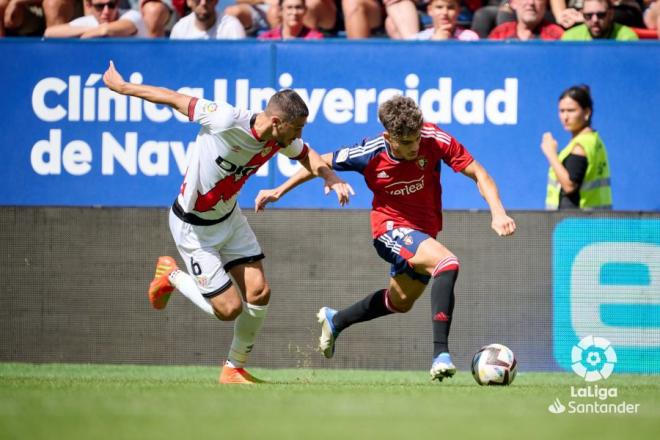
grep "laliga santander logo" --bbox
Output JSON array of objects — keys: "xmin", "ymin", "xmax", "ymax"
[{"xmin": 571, "ymin": 336, "xmax": 617, "ymax": 382}]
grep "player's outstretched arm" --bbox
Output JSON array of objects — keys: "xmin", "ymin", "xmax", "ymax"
[
  {"xmin": 255, "ymin": 151, "xmax": 354, "ymax": 211},
  {"xmin": 461, "ymin": 160, "xmax": 516, "ymax": 237},
  {"xmin": 102, "ymin": 61, "xmax": 191, "ymax": 117}
]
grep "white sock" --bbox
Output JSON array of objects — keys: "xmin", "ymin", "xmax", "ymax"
[
  {"xmin": 169, "ymin": 270, "xmax": 215, "ymax": 317},
  {"xmin": 227, "ymin": 302, "xmax": 268, "ymax": 368}
]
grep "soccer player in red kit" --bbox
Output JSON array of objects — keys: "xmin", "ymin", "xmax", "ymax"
[{"xmin": 255, "ymin": 95, "xmax": 516, "ymax": 381}]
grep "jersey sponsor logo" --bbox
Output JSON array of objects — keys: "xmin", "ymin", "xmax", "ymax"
[
  {"xmin": 215, "ymin": 156, "xmax": 261, "ymax": 181},
  {"xmin": 376, "ymin": 170, "xmax": 390, "ymax": 179},
  {"xmin": 385, "ymin": 176, "xmax": 424, "ymax": 197}
]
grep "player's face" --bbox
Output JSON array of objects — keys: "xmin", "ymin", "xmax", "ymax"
[
  {"xmin": 87, "ymin": 0, "xmax": 119, "ymax": 23},
  {"xmin": 281, "ymin": 0, "xmax": 307, "ymax": 27},
  {"xmin": 188, "ymin": 0, "xmax": 218, "ymax": 21},
  {"xmin": 428, "ymin": 0, "xmax": 459, "ymax": 27},
  {"xmin": 274, "ymin": 116, "xmax": 307, "ymax": 145},
  {"xmin": 582, "ymin": 0, "xmax": 613, "ymax": 38},
  {"xmin": 558, "ymin": 96, "xmax": 590, "ymax": 133},
  {"xmin": 386, "ymin": 131, "xmax": 422, "ymax": 161}
]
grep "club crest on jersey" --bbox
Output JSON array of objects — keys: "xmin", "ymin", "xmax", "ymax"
[
  {"xmin": 261, "ymin": 146, "xmax": 272, "ymax": 157},
  {"xmin": 403, "ymin": 235, "xmax": 414, "ymax": 246},
  {"xmin": 417, "ymin": 156, "xmax": 428, "ymax": 170},
  {"xmin": 203, "ymin": 102, "xmax": 218, "ymax": 113}
]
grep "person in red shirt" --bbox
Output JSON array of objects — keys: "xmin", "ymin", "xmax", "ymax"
[
  {"xmin": 255, "ymin": 95, "xmax": 516, "ymax": 381},
  {"xmin": 489, "ymin": 0, "xmax": 563, "ymax": 40},
  {"xmin": 259, "ymin": 0, "xmax": 323, "ymax": 39}
]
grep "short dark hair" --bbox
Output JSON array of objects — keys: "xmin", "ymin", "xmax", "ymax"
[
  {"xmin": 559, "ymin": 84, "xmax": 594, "ymax": 125},
  {"xmin": 378, "ymin": 95, "xmax": 424, "ymax": 138},
  {"xmin": 266, "ymin": 89, "xmax": 309, "ymax": 121}
]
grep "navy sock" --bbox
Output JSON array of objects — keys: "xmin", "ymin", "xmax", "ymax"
[
  {"xmin": 431, "ymin": 269, "xmax": 458, "ymax": 357},
  {"xmin": 332, "ymin": 289, "xmax": 394, "ymax": 333}
]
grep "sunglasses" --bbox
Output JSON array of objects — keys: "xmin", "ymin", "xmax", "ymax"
[
  {"xmin": 90, "ymin": 1, "xmax": 117, "ymax": 11},
  {"xmin": 583, "ymin": 11, "xmax": 607, "ymax": 20}
]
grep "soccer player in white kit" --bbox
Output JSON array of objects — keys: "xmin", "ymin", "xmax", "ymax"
[{"xmin": 103, "ymin": 61, "xmax": 353, "ymax": 384}]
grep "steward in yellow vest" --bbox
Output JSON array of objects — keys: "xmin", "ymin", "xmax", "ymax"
[
  {"xmin": 546, "ymin": 131, "xmax": 612, "ymax": 209},
  {"xmin": 541, "ymin": 84, "xmax": 612, "ymax": 210}
]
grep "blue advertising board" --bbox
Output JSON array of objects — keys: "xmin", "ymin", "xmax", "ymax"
[
  {"xmin": 553, "ymin": 218, "xmax": 660, "ymax": 373},
  {"xmin": 1, "ymin": 39, "xmax": 659, "ymax": 210}
]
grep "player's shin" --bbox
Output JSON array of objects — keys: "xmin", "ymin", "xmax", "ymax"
[
  {"xmin": 431, "ymin": 258, "xmax": 459, "ymax": 357},
  {"xmin": 169, "ymin": 270, "xmax": 216, "ymax": 316},
  {"xmin": 332, "ymin": 289, "xmax": 397, "ymax": 333},
  {"xmin": 227, "ymin": 302, "xmax": 268, "ymax": 368}
]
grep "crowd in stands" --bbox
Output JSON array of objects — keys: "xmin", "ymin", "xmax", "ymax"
[{"xmin": 0, "ymin": 0, "xmax": 657, "ymax": 39}]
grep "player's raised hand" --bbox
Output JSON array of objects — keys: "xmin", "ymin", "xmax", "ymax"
[
  {"xmin": 254, "ymin": 188, "xmax": 281, "ymax": 212},
  {"xmin": 491, "ymin": 213, "xmax": 516, "ymax": 237},
  {"xmin": 103, "ymin": 61, "xmax": 126, "ymax": 94},
  {"xmin": 323, "ymin": 175, "xmax": 355, "ymax": 207}
]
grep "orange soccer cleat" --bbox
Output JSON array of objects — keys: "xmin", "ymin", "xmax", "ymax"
[
  {"xmin": 219, "ymin": 365, "xmax": 265, "ymax": 384},
  {"xmin": 148, "ymin": 256, "xmax": 178, "ymax": 310}
]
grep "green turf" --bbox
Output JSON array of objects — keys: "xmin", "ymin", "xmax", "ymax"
[{"xmin": 1, "ymin": 363, "xmax": 658, "ymax": 440}]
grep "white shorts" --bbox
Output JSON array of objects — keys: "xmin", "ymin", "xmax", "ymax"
[{"xmin": 168, "ymin": 205, "xmax": 264, "ymax": 298}]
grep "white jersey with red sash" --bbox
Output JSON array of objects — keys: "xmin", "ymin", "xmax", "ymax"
[{"xmin": 176, "ymin": 98, "xmax": 309, "ymax": 224}]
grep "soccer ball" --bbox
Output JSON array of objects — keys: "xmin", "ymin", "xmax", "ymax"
[{"xmin": 471, "ymin": 343, "xmax": 518, "ymax": 386}]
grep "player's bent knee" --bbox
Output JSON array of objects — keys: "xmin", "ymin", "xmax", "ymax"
[
  {"xmin": 212, "ymin": 300, "xmax": 242, "ymax": 321},
  {"xmin": 246, "ymin": 284, "xmax": 270, "ymax": 306},
  {"xmin": 432, "ymin": 255, "xmax": 460, "ymax": 277}
]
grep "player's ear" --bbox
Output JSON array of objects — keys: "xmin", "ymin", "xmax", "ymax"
[{"xmin": 383, "ymin": 132, "xmax": 391, "ymax": 143}]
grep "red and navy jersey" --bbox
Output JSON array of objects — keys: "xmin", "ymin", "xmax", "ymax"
[{"xmin": 331, "ymin": 123, "xmax": 473, "ymax": 238}]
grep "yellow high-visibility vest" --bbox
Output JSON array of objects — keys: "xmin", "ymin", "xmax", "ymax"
[{"xmin": 546, "ymin": 131, "xmax": 612, "ymax": 210}]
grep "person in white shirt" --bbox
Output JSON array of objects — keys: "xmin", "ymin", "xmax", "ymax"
[
  {"xmin": 102, "ymin": 60, "xmax": 353, "ymax": 384},
  {"xmin": 170, "ymin": 0, "xmax": 246, "ymax": 39},
  {"xmin": 410, "ymin": 0, "xmax": 480, "ymax": 41},
  {"xmin": 44, "ymin": 0, "xmax": 147, "ymax": 37}
]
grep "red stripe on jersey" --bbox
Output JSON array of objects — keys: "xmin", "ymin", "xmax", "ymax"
[
  {"xmin": 194, "ymin": 141, "xmax": 280, "ymax": 212},
  {"xmin": 291, "ymin": 144, "xmax": 309, "ymax": 161},
  {"xmin": 187, "ymin": 97, "xmax": 198, "ymax": 122}
]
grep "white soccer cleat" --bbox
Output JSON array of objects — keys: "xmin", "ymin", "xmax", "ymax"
[
  {"xmin": 317, "ymin": 307, "xmax": 339, "ymax": 359},
  {"xmin": 430, "ymin": 352, "xmax": 457, "ymax": 382}
]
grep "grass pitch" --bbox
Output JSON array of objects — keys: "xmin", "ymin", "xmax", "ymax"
[{"xmin": 1, "ymin": 363, "xmax": 658, "ymax": 440}]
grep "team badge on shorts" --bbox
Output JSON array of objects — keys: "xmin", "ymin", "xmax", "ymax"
[
  {"xmin": 195, "ymin": 275, "xmax": 209, "ymax": 288},
  {"xmin": 417, "ymin": 156, "xmax": 428, "ymax": 170},
  {"xmin": 403, "ymin": 235, "xmax": 414, "ymax": 245}
]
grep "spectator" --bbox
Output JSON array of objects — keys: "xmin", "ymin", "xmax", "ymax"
[
  {"xmin": 470, "ymin": 0, "xmax": 516, "ymax": 38},
  {"xmin": 410, "ymin": 0, "xmax": 480, "ymax": 39},
  {"xmin": 551, "ymin": 0, "xmax": 644, "ymax": 29},
  {"xmin": 561, "ymin": 0, "xmax": 639, "ymax": 39},
  {"xmin": 170, "ymin": 0, "xmax": 245, "ymax": 39},
  {"xmin": 44, "ymin": 0, "xmax": 147, "ymax": 37},
  {"xmin": 489, "ymin": 0, "xmax": 564, "ymax": 39},
  {"xmin": 122, "ymin": 0, "xmax": 176, "ymax": 37},
  {"xmin": 224, "ymin": 0, "xmax": 278, "ymax": 36},
  {"xmin": 259, "ymin": 0, "xmax": 323, "ymax": 38},
  {"xmin": 1, "ymin": 0, "xmax": 83, "ymax": 36},
  {"xmin": 542, "ymin": 85, "xmax": 612, "ymax": 210},
  {"xmin": 382, "ymin": 0, "xmax": 421, "ymax": 39},
  {"xmin": 644, "ymin": 0, "xmax": 659, "ymax": 37}
]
